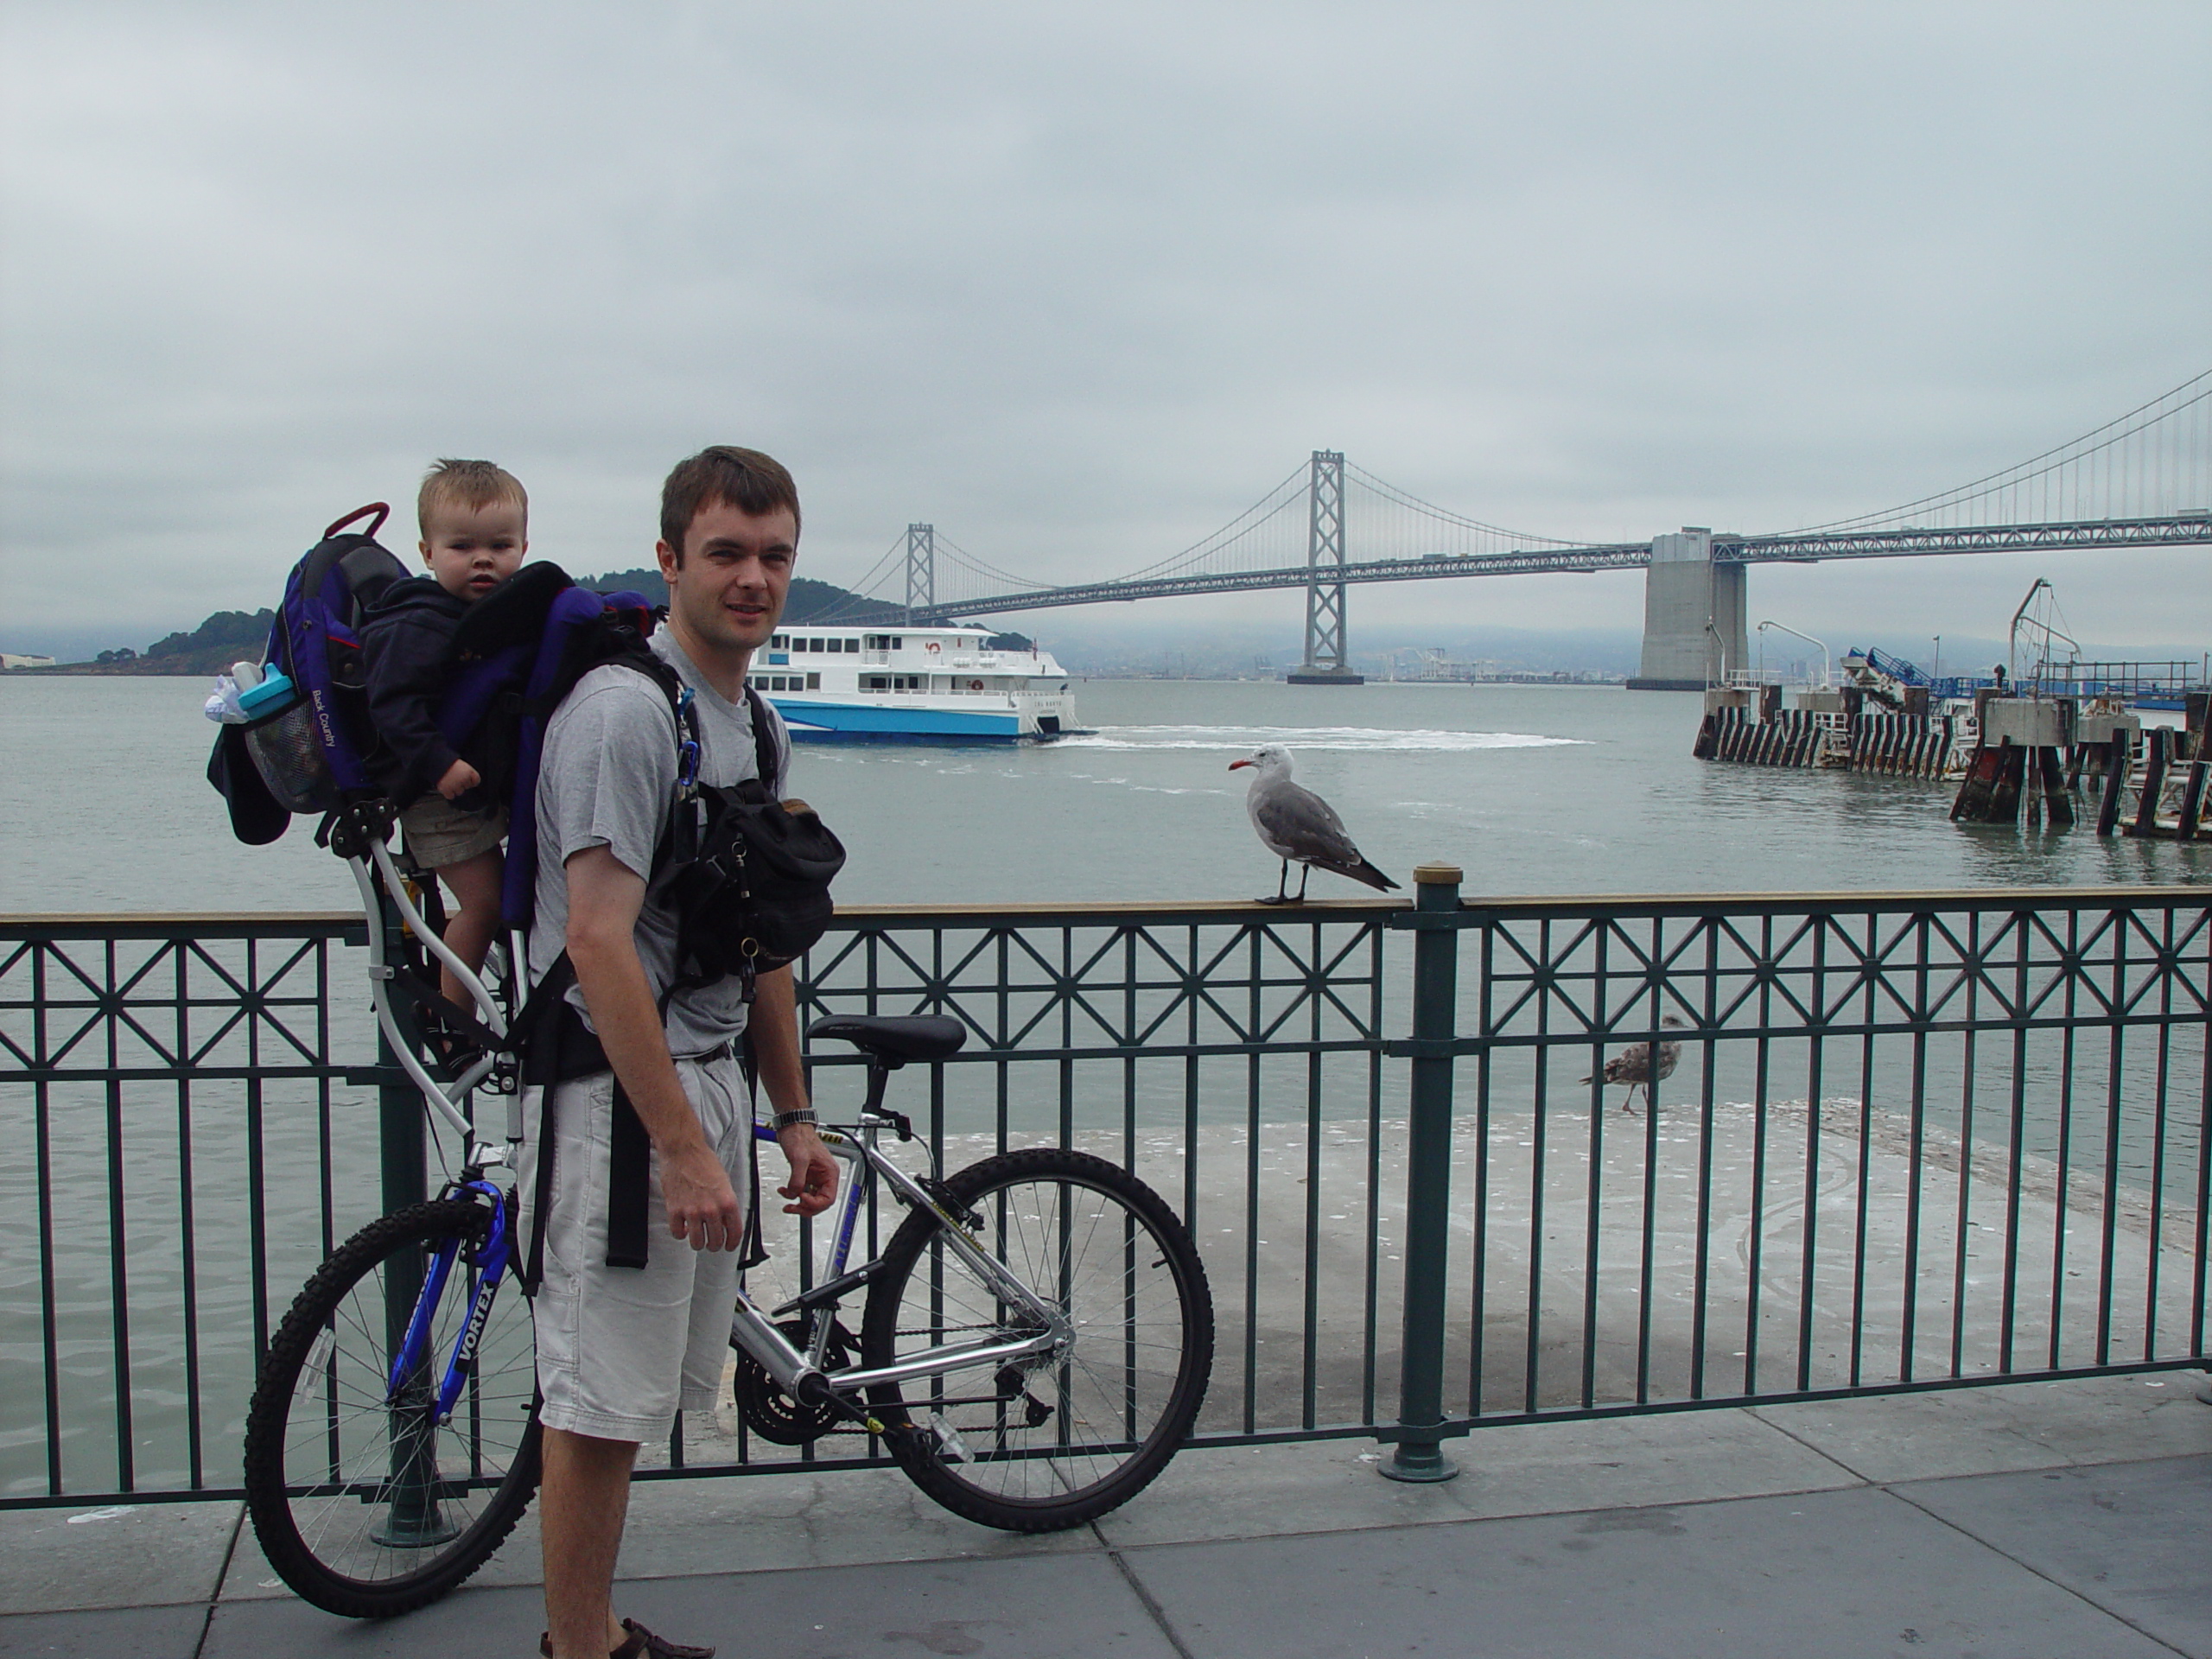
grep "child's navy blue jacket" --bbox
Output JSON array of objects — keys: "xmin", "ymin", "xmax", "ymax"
[{"xmin": 361, "ymin": 576, "xmax": 470, "ymax": 806}]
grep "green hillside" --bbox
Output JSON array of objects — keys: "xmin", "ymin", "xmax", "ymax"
[{"xmin": 29, "ymin": 569, "xmax": 923, "ymax": 675}]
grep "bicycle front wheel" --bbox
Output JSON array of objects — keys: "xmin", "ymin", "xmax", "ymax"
[
  {"xmin": 861, "ymin": 1147, "xmax": 1212, "ymax": 1531},
  {"xmin": 243, "ymin": 1198, "xmax": 541, "ymax": 1618}
]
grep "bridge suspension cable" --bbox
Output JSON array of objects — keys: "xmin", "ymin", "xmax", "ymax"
[
  {"xmin": 1791, "ymin": 367, "xmax": 2212, "ymax": 535},
  {"xmin": 823, "ymin": 368, "xmax": 2212, "ymax": 623}
]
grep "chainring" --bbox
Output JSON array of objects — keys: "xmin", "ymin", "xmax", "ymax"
[{"xmin": 731, "ymin": 1316, "xmax": 859, "ymax": 1444}]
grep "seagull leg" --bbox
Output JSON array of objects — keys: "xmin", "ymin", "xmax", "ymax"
[
  {"xmin": 1256, "ymin": 860, "xmax": 1294, "ymax": 906},
  {"xmin": 1293, "ymin": 863, "xmax": 1311, "ymax": 903}
]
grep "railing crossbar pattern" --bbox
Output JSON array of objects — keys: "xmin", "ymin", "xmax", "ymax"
[{"xmin": 1, "ymin": 887, "xmax": 2203, "ymax": 1507}]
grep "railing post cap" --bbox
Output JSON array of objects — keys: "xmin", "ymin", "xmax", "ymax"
[{"xmin": 1412, "ymin": 862, "xmax": 1463, "ymax": 887}]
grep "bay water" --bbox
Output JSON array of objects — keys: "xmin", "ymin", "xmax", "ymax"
[
  {"xmin": 5, "ymin": 675, "xmax": 2206, "ymax": 912},
  {"xmin": 3, "ymin": 676, "xmax": 2205, "ymax": 1496}
]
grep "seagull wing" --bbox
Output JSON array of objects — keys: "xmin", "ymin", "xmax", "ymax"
[{"xmin": 1253, "ymin": 781, "xmax": 1365, "ymax": 870}]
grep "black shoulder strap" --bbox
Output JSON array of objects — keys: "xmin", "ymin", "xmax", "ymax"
[{"xmin": 744, "ymin": 684, "xmax": 782, "ymax": 794}]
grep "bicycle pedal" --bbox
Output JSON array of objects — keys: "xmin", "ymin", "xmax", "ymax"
[{"xmin": 925, "ymin": 1411, "xmax": 974, "ymax": 1463}]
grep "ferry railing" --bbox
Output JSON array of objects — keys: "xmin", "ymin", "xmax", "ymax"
[{"xmin": 1, "ymin": 884, "xmax": 2206, "ymax": 1506}]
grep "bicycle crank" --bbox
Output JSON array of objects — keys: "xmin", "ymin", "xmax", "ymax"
[{"xmin": 731, "ymin": 1318, "xmax": 864, "ymax": 1444}]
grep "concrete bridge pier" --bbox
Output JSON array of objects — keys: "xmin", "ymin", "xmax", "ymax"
[{"xmin": 1627, "ymin": 527, "xmax": 1747, "ymax": 691}]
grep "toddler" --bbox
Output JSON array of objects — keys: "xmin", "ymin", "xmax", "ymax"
[{"xmin": 363, "ymin": 459, "xmax": 527, "ymax": 1015}]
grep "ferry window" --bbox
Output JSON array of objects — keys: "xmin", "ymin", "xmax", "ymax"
[
  {"xmin": 770, "ymin": 634, "xmax": 785, "ymax": 649},
  {"xmin": 806, "ymin": 672, "xmax": 821, "ymax": 690},
  {"xmin": 810, "ymin": 638, "xmax": 825, "ymax": 653}
]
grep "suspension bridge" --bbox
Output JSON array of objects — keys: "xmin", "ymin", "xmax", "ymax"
[{"xmin": 824, "ymin": 372, "xmax": 2212, "ymax": 688}]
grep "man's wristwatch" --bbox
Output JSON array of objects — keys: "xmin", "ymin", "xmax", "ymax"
[{"xmin": 772, "ymin": 1109, "xmax": 819, "ymax": 1131}]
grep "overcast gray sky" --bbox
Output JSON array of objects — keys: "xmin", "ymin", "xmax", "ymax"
[{"xmin": 3, "ymin": 1, "xmax": 2208, "ymax": 661}]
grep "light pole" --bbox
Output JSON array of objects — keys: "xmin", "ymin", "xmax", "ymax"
[
  {"xmin": 1757, "ymin": 620, "xmax": 1829, "ymax": 688},
  {"xmin": 1931, "ymin": 635, "xmax": 1941, "ymax": 684}
]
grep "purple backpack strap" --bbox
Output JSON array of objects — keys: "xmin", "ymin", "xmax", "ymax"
[{"xmin": 499, "ymin": 588, "xmax": 665, "ymax": 929}]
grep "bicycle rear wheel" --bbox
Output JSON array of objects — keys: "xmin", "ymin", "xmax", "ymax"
[
  {"xmin": 861, "ymin": 1147, "xmax": 1212, "ymax": 1531},
  {"xmin": 243, "ymin": 1198, "xmax": 541, "ymax": 1618}
]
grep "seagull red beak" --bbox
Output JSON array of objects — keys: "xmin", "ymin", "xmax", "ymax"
[{"xmin": 1228, "ymin": 759, "xmax": 1252, "ymax": 771}]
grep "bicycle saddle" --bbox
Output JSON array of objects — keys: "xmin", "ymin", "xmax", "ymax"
[{"xmin": 808, "ymin": 1014, "xmax": 968, "ymax": 1065}]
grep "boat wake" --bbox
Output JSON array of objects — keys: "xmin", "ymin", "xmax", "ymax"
[{"xmin": 1058, "ymin": 724, "xmax": 1586, "ymax": 753}]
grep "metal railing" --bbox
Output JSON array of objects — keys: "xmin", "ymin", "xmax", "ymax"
[{"xmin": 2, "ymin": 881, "xmax": 2205, "ymax": 1504}]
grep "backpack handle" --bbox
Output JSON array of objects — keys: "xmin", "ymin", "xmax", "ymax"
[{"xmin": 322, "ymin": 502, "xmax": 391, "ymax": 541}]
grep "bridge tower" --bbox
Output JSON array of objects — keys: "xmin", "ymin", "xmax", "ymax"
[
  {"xmin": 904, "ymin": 524, "xmax": 934, "ymax": 624},
  {"xmin": 1289, "ymin": 450, "xmax": 1363, "ymax": 685},
  {"xmin": 1627, "ymin": 528, "xmax": 1747, "ymax": 691}
]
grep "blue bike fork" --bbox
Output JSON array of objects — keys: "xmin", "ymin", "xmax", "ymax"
[{"xmin": 388, "ymin": 1182, "xmax": 513, "ymax": 1424}]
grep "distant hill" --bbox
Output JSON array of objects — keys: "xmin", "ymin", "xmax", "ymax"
[
  {"xmin": 27, "ymin": 608, "xmax": 276, "ymax": 677},
  {"xmin": 26, "ymin": 569, "xmax": 921, "ymax": 676},
  {"xmin": 576, "ymin": 568, "xmax": 907, "ymax": 626}
]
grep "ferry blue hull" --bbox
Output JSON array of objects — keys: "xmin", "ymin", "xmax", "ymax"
[{"xmin": 768, "ymin": 697, "xmax": 1025, "ymax": 740}]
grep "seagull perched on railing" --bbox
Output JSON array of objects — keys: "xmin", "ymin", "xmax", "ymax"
[
  {"xmin": 1581, "ymin": 1016, "xmax": 1687, "ymax": 1114},
  {"xmin": 1229, "ymin": 745, "xmax": 1400, "ymax": 905}
]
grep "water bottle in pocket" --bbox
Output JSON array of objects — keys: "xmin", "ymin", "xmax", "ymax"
[{"xmin": 240, "ymin": 671, "xmax": 336, "ymax": 813}]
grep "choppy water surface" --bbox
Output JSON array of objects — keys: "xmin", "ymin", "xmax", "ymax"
[
  {"xmin": 2, "ymin": 675, "xmax": 2206, "ymax": 911},
  {"xmin": 2, "ymin": 674, "xmax": 2205, "ymax": 1497}
]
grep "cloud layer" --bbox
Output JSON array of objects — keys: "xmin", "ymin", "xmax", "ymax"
[{"xmin": 3, "ymin": 2, "xmax": 2208, "ymax": 657}]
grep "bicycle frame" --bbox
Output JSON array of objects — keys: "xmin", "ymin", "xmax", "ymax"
[
  {"xmin": 727, "ymin": 1116, "xmax": 1070, "ymax": 1412},
  {"xmin": 385, "ymin": 1177, "xmax": 513, "ymax": 1425},
  {"xmin": 353, "ymin": 836, "xmax": 1064, "ymax": 1434}
]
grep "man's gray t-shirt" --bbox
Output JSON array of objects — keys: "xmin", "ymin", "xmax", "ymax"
[{"xmin": 527, "ymin": 628, "xmax": 791, "ymax": 1056}]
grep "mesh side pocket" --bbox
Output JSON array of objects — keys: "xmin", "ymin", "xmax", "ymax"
[{"xmin": 245, "ymin": 698, "xmax": 333, "ymax": 812}]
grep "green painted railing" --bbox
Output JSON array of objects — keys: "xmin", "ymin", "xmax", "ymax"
[{"xmin": 3, "ymin": 882, "xmax": 2206, "ymax": 1506}]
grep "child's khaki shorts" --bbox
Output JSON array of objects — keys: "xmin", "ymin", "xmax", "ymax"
[
  {"xmin": 399, "ymin": 794, "xmax": 506, "ymax": 870},
  {"xmin": 518, "ymin": 1054, "xmax": 753, "ymax": 1445}
]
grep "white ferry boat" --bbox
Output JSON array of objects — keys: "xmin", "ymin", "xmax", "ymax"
[{"xmin": 751, "ymin": 623, "xmax": 1078, "ymax": 740}]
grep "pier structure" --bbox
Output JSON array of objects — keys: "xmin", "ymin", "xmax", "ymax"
[
  {"xmin": 1949, "ymin": 696, "xmax": 2077, "ymax": 827},
  {"xmin": 1946, "ymin": 691, "xmax": 2209, "ymax": 836}
]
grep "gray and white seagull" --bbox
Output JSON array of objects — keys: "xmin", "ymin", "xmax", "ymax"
[
  {"xmin": 1229, "ymin": 745, "xmax": 1401, "ymax": 905},
  {"xmin": 1580, "ymin": 1016, "xmax": 1687, "ymax": 1114}
]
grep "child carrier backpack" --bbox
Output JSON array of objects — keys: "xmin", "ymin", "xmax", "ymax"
[
  {"xmin": 207, "ymin": 504, "xmax": 410, "ymax": 843},
  {"xmin": 207, "ymin": 506, "xmax": 849, "ymax": 1286}
]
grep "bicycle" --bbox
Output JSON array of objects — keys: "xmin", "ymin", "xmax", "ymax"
[{"xmin": 244, "ymin": 839, "xmax": 1214, "ymax": 1618}]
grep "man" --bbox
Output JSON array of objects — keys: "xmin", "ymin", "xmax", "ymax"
[{"xmin": 521, "ymin": 447, "xmax": 838, "ymax": 1659}]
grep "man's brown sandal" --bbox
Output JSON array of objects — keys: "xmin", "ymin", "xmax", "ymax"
[{"xmin": 539, "ymin": 1618, "xmax": 715, "ymax": 1658}]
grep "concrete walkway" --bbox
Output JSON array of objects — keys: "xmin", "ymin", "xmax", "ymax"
[{"xmin": 4, "ymin": 1374, "xmax": 2207, "ymax": 1658}]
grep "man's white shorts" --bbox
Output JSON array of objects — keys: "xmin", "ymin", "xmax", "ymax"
[{"xmin": 517, "ymin": 1054, "xmax": 753, "ymax": 1445}]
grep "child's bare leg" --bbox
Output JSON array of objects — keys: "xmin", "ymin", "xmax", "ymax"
[{"xmin": 435, "ymin": 849, "xmax": 504, "ymax": 1012}]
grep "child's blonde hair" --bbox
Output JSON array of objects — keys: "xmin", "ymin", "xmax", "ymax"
[{"xmin": 418, "ymin": 459, "xmax": 528, "ymax": 536}]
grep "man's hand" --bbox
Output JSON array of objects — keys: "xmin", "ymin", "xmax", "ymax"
[
  {"xmin": 776, "ymin": 1125, "xmax": 839, "ymax": 1217},
  {"xmin": 661, "ymin": 1138, "xmax": 745, "ymax": 1251},
  {"xmin": 437, "ymin": 757, "xmax": 481, "ymax": 800}
]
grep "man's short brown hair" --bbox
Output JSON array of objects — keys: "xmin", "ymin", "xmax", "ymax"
[
  {"xmin": 660, "ymin": 447, "xmax": 801, "ymax": 563},
  {"xmin": 418, "ymin": 459, "xmax": 528, "ymax": 536}
]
